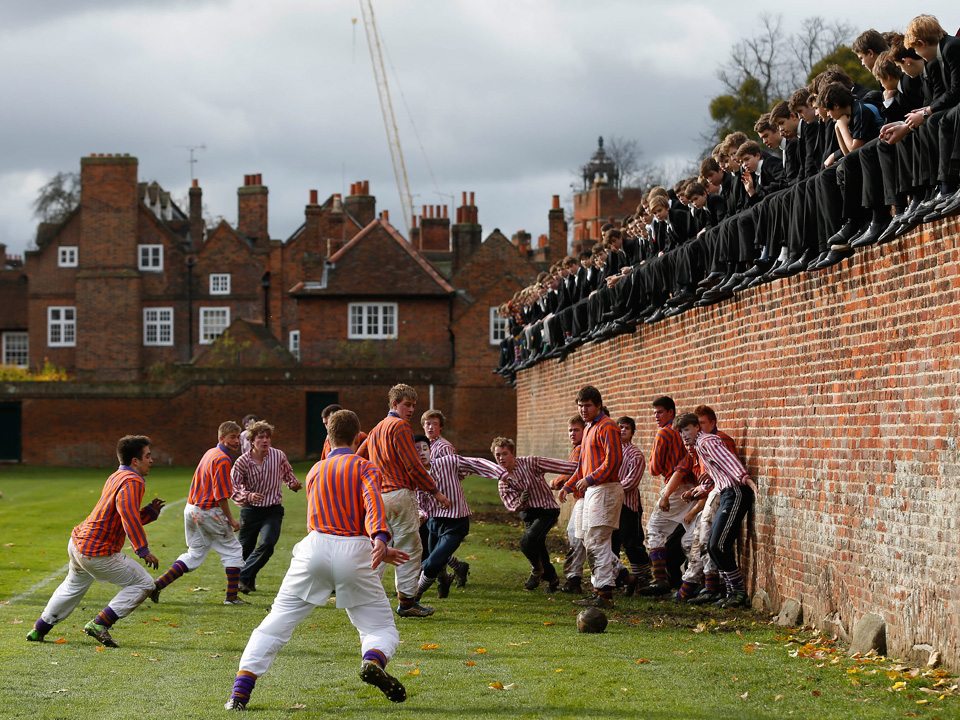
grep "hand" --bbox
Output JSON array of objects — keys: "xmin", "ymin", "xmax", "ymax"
[
  {"xmin": 142, "ymin": 553, "xmax": 159, "ymax": 570},
  {"xmin": 745, "ymin": 478, "xmax": 759, "ymax": 495},
  {"xmin": 575, "ymin": 478, "xmax": 588, "ymax": 493},
  {"xmin": 904, "ymin": 110, "xmax": 925, "ymax": 129},
  {"xmin": 697, "ymin": 229, "xmax": 706, "ymax": 238},
  {"xmin": 150, "ymin": 497, "xmax": 165, "ymax": 512},
  {"xmin": 683, "ymin": 510, "xmax": 697, "ymax": 525},
  {"xmin": 229, "ymin": 518, "xmax": 241, "ymax": 532},
  {"xmin": 371, "ymin": 539, "xmax": 410, "ymax": 568},
  {"xmin": 419, "ymin": 514, "xmax": 427, "ymax": 526},
  {"xmin": 248, "ymin": 492, "xmax": 265, "ymax": 503},
  {"xmin": 558, "ymin": 489, "xmax": 568, "ymax": 504},
  {"xmin": 289, "ymin": 479, "xmax": 302, "ymax": 492},
  {"xmin": 519, "ymin": 489, "xmax": 530, "ymax": 504},
  {"xmin": 823, "ymin": 154, "xmax": 836, "ymax": 168},
  {"xmin": 742, "ymin": 172, "xmax": 755, "ymax": 196},
  {"xmin": 621, "ymin": 266, "xmax": 632, "ymax": 275},
  {"xmin": 880, "ymin": 122, "xmax": 911, "ymax": 145},
  {"xmin": 658, "ymin": 494, "xmax": 670, "ymax": 512},
  {"xmin": 680, "ymin": 489, "xmax": 694, "ymax": 503},
  {"xmin": 434, "ymin": 491, "xmax": 452, "ymax": 509},
  {"xmin": 589, "ymin": 290, "xmax": 598, "ymax": 297}
]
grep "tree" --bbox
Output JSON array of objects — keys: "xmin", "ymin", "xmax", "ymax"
[
  {"xmin": 808, "ymin": 45, "xmax": 880, "ymax": 90},
  {"xmin": 605, "ymin": 136, "xmax": 641, "ymax": 192},
  {"xmin": 33, "ymin": 171, "xmax": 80, "ymax": 224}
]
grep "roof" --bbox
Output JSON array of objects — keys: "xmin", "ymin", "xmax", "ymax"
[{"xmin": 293, "ymin": 218, "xmax": 455, "ymax": 297}]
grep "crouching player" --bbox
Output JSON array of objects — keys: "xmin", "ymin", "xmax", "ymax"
[
  {"xmin": 225, "ymin": 410, "xmax": 410, "ymax": 709},
  {"xmin": 675, "ymin": 413, "xmax": 757, "ymax": 608},
  {"xmin": 27, "ymin": 436, "xmax": 164, "ymax": 648},
  {"xmin": 412, "ymin": 435, "xmax": 509, "ymax": 600}
]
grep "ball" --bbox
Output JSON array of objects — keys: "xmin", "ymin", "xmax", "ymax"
[{"xmin": 576, "ymin": 607, "xmax": 608, "ymax": 633}]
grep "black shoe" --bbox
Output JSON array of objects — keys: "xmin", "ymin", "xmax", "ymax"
[
  {"xmin": 851, "ymin": 220, "xmax": 890, "ymax": 249},
  {"xmin": 524, "ymin": 572, "xmax": 543, "ymax": 591},
  {"xmin": 687, "ymin": 589, "xmax": 721, "ymax": 605},
  {"xmin": 559, "ymin": 578, "xmax": 583, "ymax": 594},
  {"xmin": 637, "ymin": 580, "xmax": 672, "ymax": 596},
  {"xmin": 826, "ymin": 220, "xmax": 862, "ymax": 247},
  {"xmin": 238, "ymin": 581, "xmax": 256, "ymax": 595},
  {"xmin": 715, "ymin": 272, "xmax": 744, "ymax": 293},
  {"xmin": 732, "ymin": 275, "xmax": 755, "ymax": 292},
  {"xmin": 813, "ymin": 248, "xmax": 854, "ymax": 270},
  {"xmin": 695, "ymin": 291, "xmax": 732, "ymax": 307},
  {"xmin": 643, "ymin": 307, "xmax": 666, "ymax": 324},
  {"xmin": 600, "ymin": 310, "xmax": 619, "ymax": 322},
  {"xmin": 743, "ymin": 258, "xmax": 773, "ymax": 278},
  {"xmin": 698, "ymin": 271, "xmax": 725, "ymax": 288},
  {"xmin": 664, "ymin": 301, "xmax": 693, "ymax": 317},
  {"xmin": 454, "ymin": 561, "xmax": 470, "ymax": 588},
  {"xmin": 437, "ymin": 572, "xmax": 452, "ymax": 599},
  {"xmin": 924, "ymin": 191, "xmax": 960, "ymax": 223},
  {"xmin": 806, "ymin": 251, "xmax": 828, "ymax": 271},
  {"xmin": 665, "ymin": 288, "xmax": 696, "ymax": 307},
  {"xmin": 360, "ymin": 660, "xmax": 407, "ymax": 702}
]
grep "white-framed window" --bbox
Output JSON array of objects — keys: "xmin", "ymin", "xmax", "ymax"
[
  {"xmin": 289, "ymin": 330, "xmax": 300, "ymax": 361},
  {"xmin": 348, "ymin": 302, "xmax": 397, "ymax": 340},
  {"xmin": 489, "ymin": 306, "xmax": 508, "ymax": 345},
  {"xmin": 2, "ymin": 332, "xmax": 28, "ymax": 367},
  {"xmin": 199, "ymin": 307, "xmax": 230, "ymax": 344},
  {"xmin": 58, "ymin": 246, "xmax": 78, "ymax": 267},
  {"xmin": 143, "ymin": 307, "xmax": 174, "ymax": 346},
  {"xmin": 138, "ymin": 244, "xmax": 164, "ymax": 272},
  {"xmin": 47, "ymin": 306, "xmax": 76, "ymax": 347},
  {"xmin": 209, "ymin": 273, "xmax": 231, "ymax": 295}
]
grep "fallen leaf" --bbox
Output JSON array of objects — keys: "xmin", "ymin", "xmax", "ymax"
[
  {"xmin": 54, "ymin": 638, "xmax": 67, "ymax": 644},
  {"xmin": 131, "ymin": 653, "xmax": 141, "ymax": 657},
  {"xmin": 407, "ymin": 668, "xmax": 419, "ymax": 676},
  {"xmin": 636, "ymin": 658, "xmax": 651, "ymax": 664},
  {"xmin": 475, "ymin": 648, "xmax": 487, "ymax": 654},
  {"xmin": 916, "ymin": 700, "xmax": 929, "ymax": 705},
  {"xmin": 197, "ymin": 631, "xmax": 215, "ymax": 635},
  {"xmin": 477, "ymin": 609, "xmax": 493, "ymax": 614},
  {"xmin": 286, "ymin": 704, "xmax": 307, "ymax": 710},
  {"xmin": 740, "ymin": 691, "xmax": 748, "ymax": 699},
  {"xmin": 48, "ymin": 689, "xmax": 70, "ymax": 694},
  {"xmin": 774, "ymin": 695, "xmax": 784, "ymax": 701},
  {"xmin": 167, "ymin": 622, "xmax": 180, "ymax": 627},
  {"xmin": 488, "ymin": 681, "xmax": 504, "ymax": 690},
  {"xmin": 503, "ymin": 683, "xmax": 517, "ymax": 690},
  {"xmin": 95, "ymin": 646, "xmax": 105, "ymax": 652},
  {"xmin": 188, "ymin": 587, "xmax": 210, "ymax": 592},
  {"xmin": 206, "ymin": 653, "xmax": 222, "ymax": 658},
  {"xmin": 4, "ymin": 542, "xmax": 14, "ymax": 546},
  {"xmin": 812, "ymin": 690, "xmax": 821, "ymax": 697},
  {"xmin": 421, "ymin": 643, "xmax": 439, "ymax": 650},
  {"xmin": 10, "ymin": 619, "xmax": 23, "ymax": 624},
  {"xmin": 743, "ymin": 645, "xmax": 755, "ymax": 654},
  {"xmin": 463, "ymin": 661, "xmax": 476, "ymax": 666},
  {"xmin": 556, "ymin": 669, "xmax": 563, "ymax": 673},
  {"xmin": 542, "ymin": 622, "xmax": 554, "ymax": 626}
]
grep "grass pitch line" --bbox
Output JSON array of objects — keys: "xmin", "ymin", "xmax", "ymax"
[{"xmin": 3, "ymin": 496, "xmax": 187, "ymax": 606}]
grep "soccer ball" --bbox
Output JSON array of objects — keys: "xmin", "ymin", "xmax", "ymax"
[{"xmin": 576, "ymin": 607, "xmax": 608, "ymax": 633}]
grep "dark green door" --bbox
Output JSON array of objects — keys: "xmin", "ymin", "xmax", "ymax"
[
  {"xmin": 305, "ymin": 392, "xmax": 338, "ymax": 457},
  {"xmin": 0, "ymin": 402, "xmax": 22, "ymax": 462}
]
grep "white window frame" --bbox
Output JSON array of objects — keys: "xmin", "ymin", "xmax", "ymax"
[
  {"xmin": 199, "ymin": 306, "xmax": 230, "ymax": 344},
  {"xmin": 348, "ymin": 302, "xmax": 397, "ymax": 340},
  {"xmin": 143, "ymin": 307, "xmax": 174, "ymax": 347},
  {"xmin": 2, "ymin": 332, "xmax": 29, "ymax": 367},
  {"xmin": 289, "ymin": 330, "xmax": 300, "ymax": 361},
  {"xmin": 489, "ymin": 306, "xmax": 508, "ymax": 345},
  {"xmin": 47, "ymin": 306, "xmax": 76, "ymax": 347},
  {"xmin": 138, "ymin": 244, "xmax": 164, "ymax": 272},
  {"xmin": 58, "ymin": 246, "xmax": 78, "ymax": 267},
  {"xmin": 209, "ymin": 273, "xmax": 231, "ymax": 295}
]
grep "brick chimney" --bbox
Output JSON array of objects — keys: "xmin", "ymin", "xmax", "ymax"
[
  {"xmin": 451, "ymin": 191, "xmax": 482, "ymax": 275},
  {"xmin": 189, "ymin": 178, "xmax": 204, "ymax": 250},
  {"xmin": 548, "ymin": 194, "xmax": 568, "ymax": 260},
  {"xmin": 512, "ymin": 229, "xmax": 532, "ymax": 255},
  {"xmin": 324, "ymin": 194, "xmax": 346, "ymax": 256},
  {"xmin": 79, "ymin": 153, "xmax": 139, "ymax": 268},
  {"xmin": 344, "ymin": 180, "xmax": 376, "ymax": 227},
  {"xmin": 409, "ymin": 215, "xmax": 420, "ymax": 247},
  {"xmin": 238, "ymin": 173, "xmax": 268, "ymax": 243},
  {"xmin": 418, "ymin": 204, "xmax": 450, "ymax": 252}
]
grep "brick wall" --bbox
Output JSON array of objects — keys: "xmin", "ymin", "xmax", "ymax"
[{"xmin": 515, "ymin": 217, "xmax": 960, "ymax": 667}]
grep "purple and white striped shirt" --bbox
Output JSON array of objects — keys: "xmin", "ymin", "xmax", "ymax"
[
  {"xmin": 694, "ymin": 432, "xmax": 750, "ymax": 491},
  {"xmin": 420, "ymin": 454, "xmax": 507, "ymax": 519},
  {"xmin": 619, "ymin": 443, "xmax": 646, "ymax": 513},
  {"xmin": 231, "ymin": 447, "xmax": 300, "ymax": 507},
  {"xmin": 417, "ymin": 437, "xmax": 460, "ymax": 518},
  {"xmin": 498, "ymin": 456, "xmax": 578, "ymax": 513},
  {"xmin": 430, "ymin": 436, "xmax": 456, "ymax": 461}
]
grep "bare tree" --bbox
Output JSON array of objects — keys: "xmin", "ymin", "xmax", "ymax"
[
  {"xmin": 716, "ymin": 13, "xmax": 792, "ymax": 109},
  {"xmin": 605, "ymin": 136, "xmax": 642, "ymax": 192},
  {"xmin": 789, "ymin": 17, "xmax": 854, "ymax": 83},
  {"xmin": 33, "ymin": 171, "xmax": 80, "ymax": 224}
]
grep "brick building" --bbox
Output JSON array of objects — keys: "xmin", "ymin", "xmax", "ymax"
[{"xmin": 1, "ymin": 153, "xmax": 547, "ymax": 463}]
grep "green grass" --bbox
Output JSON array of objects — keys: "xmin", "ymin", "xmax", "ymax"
[{"xmin": 0, "ymin": 466, "xmax": 957, "ymax": 719}]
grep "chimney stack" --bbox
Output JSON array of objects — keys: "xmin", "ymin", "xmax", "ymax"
[
  {"xmin": 238, "ymin": 173, "xmax": 269, "ymax": 243},
  {"xmin": 189, "ymin": 178, "xmax": 204, "ymax": 250},
  {"xmin": 451, "ymin": 190, "xmax": 482, "ymax": 275},
  {"xmin": 548, "ymin": 194, "xmax": 568, "ymax": 260},
  {"xmin": 344, "ymin": 179, "xmax": 376, "ymax": 226},
  {"xmin": 418, "ymin": 204, "xmax": 450, "ymax": 253}
]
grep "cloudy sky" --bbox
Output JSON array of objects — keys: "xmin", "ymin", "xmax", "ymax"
[{"xmin": 0, "ymin": 1, "xmax": 954, "ymax": 257}]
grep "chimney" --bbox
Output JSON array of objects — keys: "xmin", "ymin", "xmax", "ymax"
[
  {"xmin": 451, "ymin": 190, "xmax": 482, "ymax": 275},
  {"xmin": 324, "ymin": 193, "xmax": 346, "ymax": 257},
  {"xmin": 302, "ymin": 189, "xmax": 323, "ymax": 258},
  {"xmin": 189, "ymin": 178, "xmax": 204, "ymax": 250},
  {"xmin": 418, "ymin": 204, "xmax": 450, "ymax": 253},
  {"xmin": 409, "ymin": 214, "xmax": 420, "ymax": 247},
  {"xmin": 238, "ymin": 173, "xmax": 269, "ymax": 243},
  {"xmin": 548, "ymin": 194, "xmax": 568, "ymax": 260},
  {"xmin": 80, "ymin": 153, "xmax": 139, "ymax": 268},
  {"xmin": 512, "ymin": 229, "xmax": 532, "ymax": 255},
  {"xmin": 537, "ymin": 233, "xmax": 549, "ymax": 248},
  {"xmin": 343, "ymin": 179, "xmax": 376, "ymax": 226}
]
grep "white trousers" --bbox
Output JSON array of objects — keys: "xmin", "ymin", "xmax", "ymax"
[
  {"xmin": 562, "ymin": 501, "xmax": 587, "ymax": 580},
  {"xmin": 40, "ymin": 540, "xmax": 154, "ymax": 625},
  {"xmin": 239, "ymin": 533, "xmax": 400, "ymax": 677},
  {"xmin": 178, "ymin": 504, "xmax": 244, "ymax": 570},
  {"xmin": 380, "ymin": 489, "xmax": 421, "ymax": 598},
  {"xmin": 578, "ymin": 483, "xmax": 624, "ymax": 590},
  {"xmin": 645, "ymin": 486, "xmax": 696, "ymax": 549}
]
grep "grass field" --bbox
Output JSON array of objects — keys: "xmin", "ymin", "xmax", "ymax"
[{"xmin": 1, "ymin": 464, "xmax": 958, "ymax": 719}]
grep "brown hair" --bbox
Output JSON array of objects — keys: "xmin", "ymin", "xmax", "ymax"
[
  {"xmin": 905, "ymin": 15, "xmax": 947, "ymax": 48},
  {"xmin": 736, "ymin": 140, "xmax": 763, "ymax": 159},
  {"xmin": 388, "ymin": 383, "xmax": 417, "ymax": 406},
  {"xmin": 218, "ymin": 420, "xmax": 241, "ymax": 438},
  {"xmin": 770, "ymin": 100, "xmax": 792, "ymax": 121},
  {"xmin": 490, "ymin": 436, "xmax": 516, "ymax": 454},
  {"xmin": 753, "ymin": 113, "xmax": 776, "ymax": 134},
  {"xmin": 852, "ymin": 29, "xmax": 889, "ymax": 56},
  {"xmin": 789, "ymin": 87, "xmax": 813, "ymax": 113},
  {"xmin": 568, "ymin": 414, "xmax": 585, "ymax": 428},
  {"xmin": 700, "ymin": 157, "xmax": 721, "ymax": 175},
  {"xmin": 694, "ymin": 404, "xmax": 717, "ymax": 424},
  {"xmin": 674, "ymin": 412, "xmax": 700, "ymax": 430},
  {"xmin": 889, "ymin": 32, "xmax": 922, "ymax": 62},
  {"xmin": 421, "ymin": 409, "xmax": 445, "ymax": 428},
  {"xmin": 328, "ymin": 410, "xmax": 361, "ymax": 448},
  {"xmin": 685, "ymin": 181, "xmax": 706, "ymax": 198},
  {"xmin": 246, "ymin": 420, "xmax": 274, "ymax": 441},
  {"xmin": 117, "ymin": 435, "xmax": 151, "ymax": 466},
  {"xmin": 873, "ymin": 51, "xmax": 902, "ymax": 82}
]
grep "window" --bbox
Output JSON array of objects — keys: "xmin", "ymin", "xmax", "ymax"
[
  {"xmin": 138, "ymin": 244, "xmax": 164, "ymax": 271},
  {"xmin": 2, "ymin": 332, "xmax": 28, "ymax": 367},
  {"xmin": 209, "ymin": 273, "xmax": 231, "ymax": 295},
  {"xmin": 199, "ymin": 307, "xmax": 230, "ymax": 344},
  {"xmin": 143, "ymin": 307, "xmax": 174, "ymax": 346},
  {"xmin": 489, "ymin": 306, "xmax": 508, "ymax": 345},
  {"xmin": 289, "ymin": 330, "xmax": 300, "ymax": 361},
  {"xmin": 348, "ymin": 302, "xmax": 397, "ymax": 340},
  {"xmin": 47, "ymin": 306, "xmax": 76, "ymax": 347},
  {"xmin": 58, "ymin": 246, "xmax": 78, "ymax": 267}
]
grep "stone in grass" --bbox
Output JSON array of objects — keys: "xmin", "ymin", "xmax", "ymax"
[
  {"xmin": 848, "ymin": 612, "xmax": 886, "ymax": 657},
  {"xmin": 775, "ymin": 598, "xmax": 802, "ymax": 627},
  {"xmin": 751, "ymin": 588, "xmax": 772, "ymax": 614},
  {"xmin": 822, "ymin": 612, "xmax": 850, "ymax": 644}
]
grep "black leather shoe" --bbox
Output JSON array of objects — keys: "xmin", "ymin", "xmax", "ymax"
[
  {"xmin": 643, "ymin": 307, "xmax": 666, "ymax": 324},
  {"xmin": 851, "ymin": 220, "xmax": 890, "ymax": 248},
  {"xmin": 716, "ymin": 272, "xmax": 744, "ymax": 293},
  {"xmin": 923, "ymin": 190, "xmax": 960, "ymax": 223},
  {"xmin": 695, "ymin": 290, "xmax": 732, "ymax": 306},
  {"xmin": 743, "ymin": 258, "xmax": 773, "ymax": 278},
  {"xmin": 806, "ymin": 251, "xmax": 828, "ymax": 271},
  {"xmin": 698, "ymin": 271, "xmax": 725, "ymax": 288},
  {"xmin": 813, "ymin": 248, "xmax": 854, "ymax": 270},
  {"xmin": 665, "ymin": 288, "xmax": 696, "ymax": 306},
  {"xmin": 732, "ymin": 275, "xmax": 755, "ymax": 292},
  {"xmin": 826, "ymin": 220, "xmax": 862, "ymax": 247},
  {"xmin": 664, "ymin": 301, "xmax": 694, "ymax": 317}
]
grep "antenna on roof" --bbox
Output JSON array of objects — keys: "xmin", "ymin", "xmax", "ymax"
[{"xmin": 177, "ymin": 144, "xmax": 207, "ymax": 182}]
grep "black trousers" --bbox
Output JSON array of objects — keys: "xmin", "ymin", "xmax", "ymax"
[
  {"xmin": 518, "ymin": 508, "xmax": 560, "ymax": 580},
  {"xmin": 610, "ymin": 503, "xmax": 649, "ymax": 568},
  {"xmin": 238, "ymin": 504, "xmax": 285, "ymax": 586},
  {"xmin": 708, "ymin": 486, "xmax": 754, "ymax": 574}
]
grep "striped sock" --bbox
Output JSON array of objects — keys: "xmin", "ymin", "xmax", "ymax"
[
  {"xmin": 363, "ymin": 649, "xmax": 388, "ymax": 668},
  {"xmin": 155, "ymin": 560, "xmax": 188, "ymax": 589},
  {"xmin": 447, "ymin": 556, "xmax": 461, "ymax": 571},
  {"xmin": 649, "ymin": 548, "xmax": 667, "ymax": 583},
  {"xmin": 417, "ymin": 572, "xmax": 436, "ymax": 597},
  {"xmin": 231, "ymin": 671, "xmax": 257, "ymax": 704},
  {"xmin": 398, "ymin": 594, "xmax": 414, "ymax": 610},
  {"xmin": 93, "ymin": 606, "xmax": 119, "ymax": 628},
  {"xmin": 723, "ymin": 568, "xmax": 745, "ymax": 594},
  {"xmin": 676, "ymin": 581, "xmax": 698, "ymax": 601},
  {"xmin": 705, "ymin": 573, "xmax": 721, "ymax": 594},
  {"xmin": 599, "ymin": 587, "xmax": 614, "ymax": 601},
  {"xmin": 225, "ymin": 567, "xmax": 240, "ymax": 600},
  {"xmin": 34, "ymin": 618, "xmax": 54, "ymax": 636}
]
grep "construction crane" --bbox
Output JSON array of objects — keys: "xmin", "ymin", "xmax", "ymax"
[{"xmin": 359, "ymin": 0, "xmax": 414, "ymax": 238}]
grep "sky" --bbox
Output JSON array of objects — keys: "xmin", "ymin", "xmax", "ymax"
[{"xmin": 0, "ymin": 0, "xmax": 955, "ymax": 257}]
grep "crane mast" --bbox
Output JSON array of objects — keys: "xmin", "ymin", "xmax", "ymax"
[{"xmin": 359, "ymin": 0, "xmax": 413, "ymax": 238}]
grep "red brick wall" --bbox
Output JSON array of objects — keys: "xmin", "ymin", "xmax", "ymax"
[{"xmin": 515, "ymin": 218, "xmax": 960, "ymax": 666}]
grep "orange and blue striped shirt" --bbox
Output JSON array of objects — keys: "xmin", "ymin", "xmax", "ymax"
[
  {"xmin": 357, "ymin": 413, "xmax": 438, "ymax": 495},
  {"xmin": 649, "ymin": 423, "xmax": 692, "ymax": 481},
  {"xmin": 563, "ymin": 412, "xmax": 623, "ymax": 491},
  {"xmin": 72, "ymin": 466, "xmax": 158, "ymax": 558},
  {"xmin": 187, "ymin": 444, "xmax": 234, "ymax": 510},
  {"xmin": 321, "ymin": 431, "xmax": 367, "ymax": 461},
  {"xmin": 550, "ymin": 444, "xmax": 582, "ymax": 492},
  {"xmin": 304, "ymin": 448, "xmax": 390, "ymax": 542}
]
